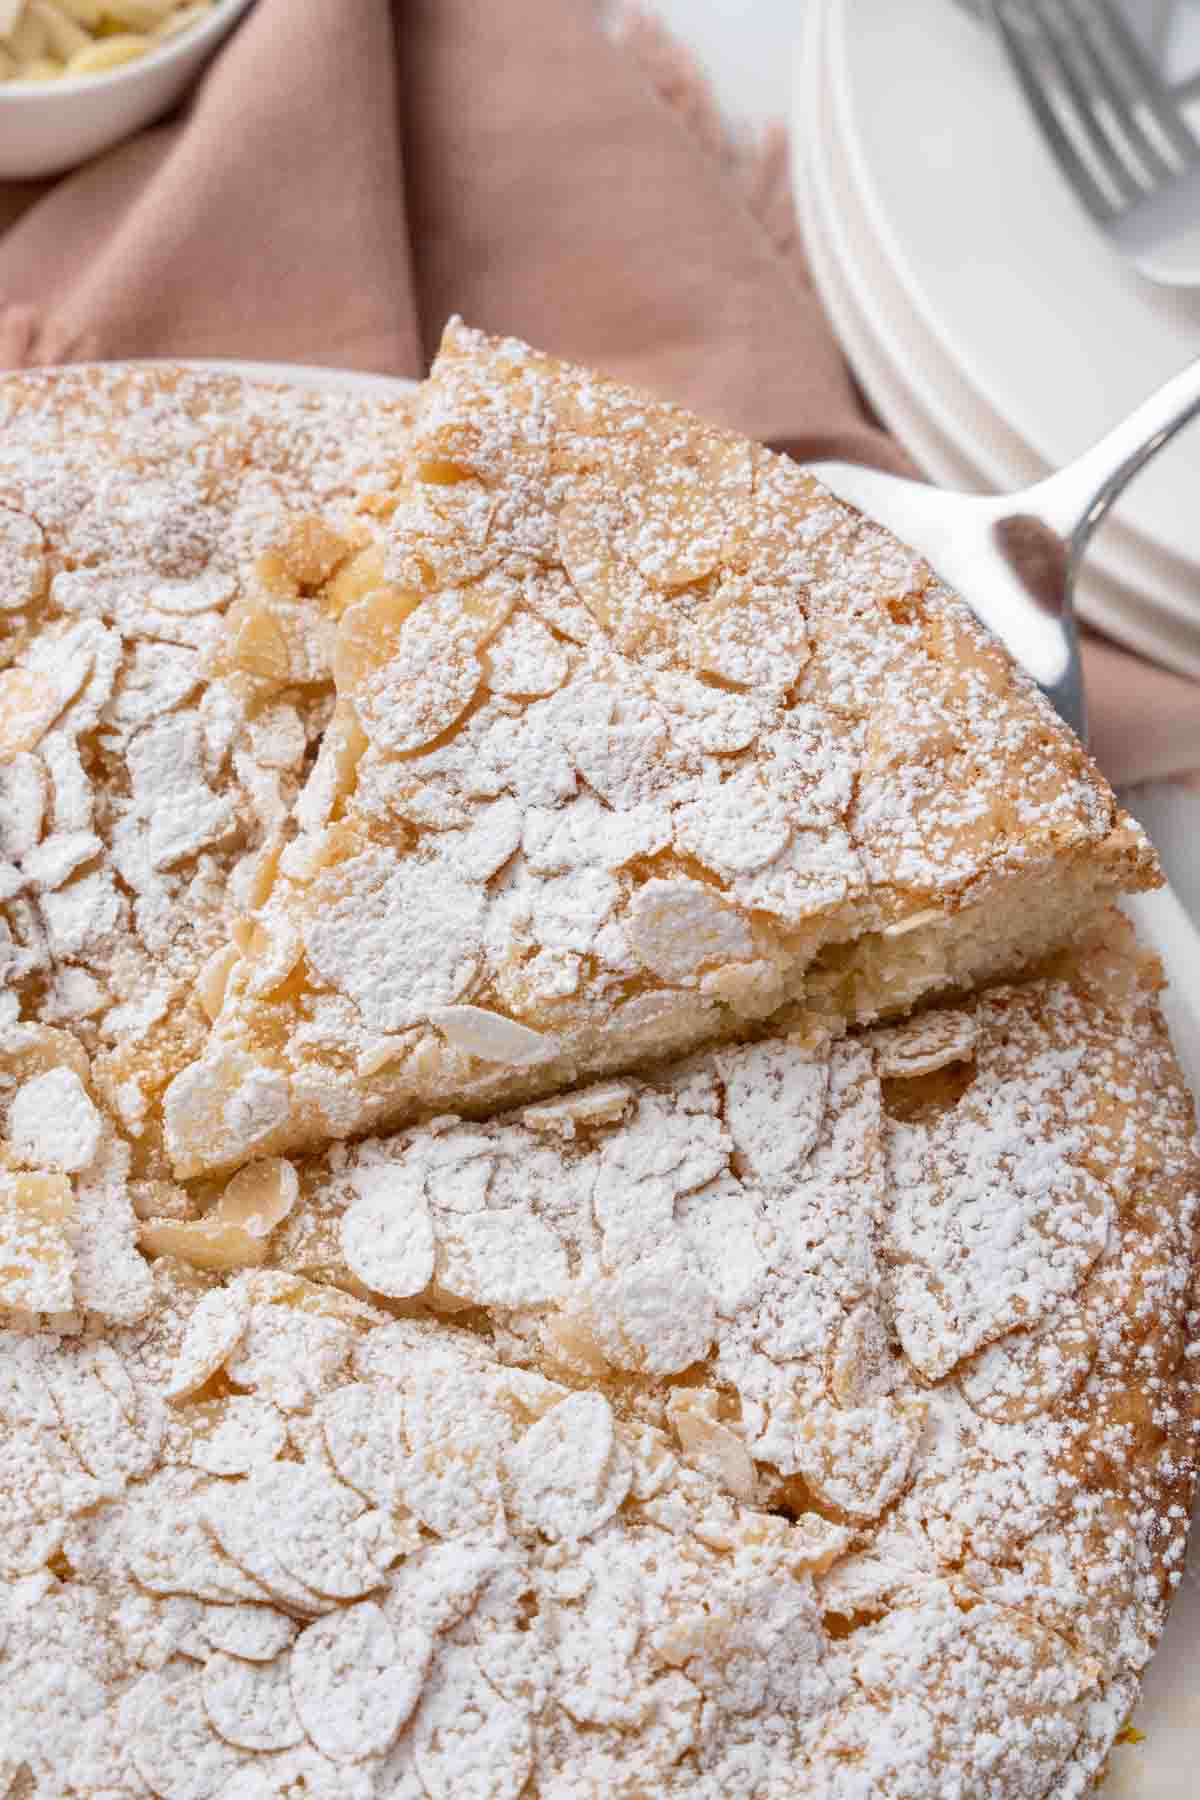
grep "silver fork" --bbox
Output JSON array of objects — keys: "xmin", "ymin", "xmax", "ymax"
[
  {"xmin": 989, "ymin": 0, "xmax": 1200, "ymax": 286},
  {"xmin": 810, "ymin": 356, "xmax": 1200, "ymax": 743}
]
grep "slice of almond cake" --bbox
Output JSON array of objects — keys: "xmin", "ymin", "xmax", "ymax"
[{"xmin": 162, "ymin": 321, "xmax": 1157, "ymax": 1176}]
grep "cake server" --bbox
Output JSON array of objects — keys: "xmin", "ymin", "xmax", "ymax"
[{"xmin": 813, "ymin": 354, "xmax": 1200, "ymax": 743}]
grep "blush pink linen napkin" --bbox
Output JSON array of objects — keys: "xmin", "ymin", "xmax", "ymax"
[{"xmin": 0, "ymin": 0, "xmax": 1194, "ymax": 786}]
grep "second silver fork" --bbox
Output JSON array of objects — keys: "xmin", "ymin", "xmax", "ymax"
[{"xmin": 987, "ymin": 0, "xmax": 1200, "ymax": 286}]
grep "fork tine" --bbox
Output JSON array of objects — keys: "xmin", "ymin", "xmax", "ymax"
[
  {"xmin": 1058, "ymin": 0, "xmax": 1178, "ymax": 183},
  {"xmin": 988, "ymin": 0, "xmax": 1128, "ymax": 218},
  {"xmin": 1087, "ymin": 0, "xmax": 1200, "ymax": 163},
  {"xmin": 1025, "ymin": 0, "xmax": 1146, "ymax": 201}
]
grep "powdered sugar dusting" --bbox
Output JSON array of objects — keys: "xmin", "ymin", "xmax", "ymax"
[{"xmin": 160, "ymin": 322, "xmax": 1155, "ymax": 1178}]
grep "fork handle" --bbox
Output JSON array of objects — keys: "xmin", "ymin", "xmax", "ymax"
[{"xmin": 1028, "ymin": 357, "xmax": 1200, "ymax": 567}]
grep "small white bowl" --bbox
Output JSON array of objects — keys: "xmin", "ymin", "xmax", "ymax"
[{"xmin": 0, "ymin": 0, "xmax": 257, "ymax": 181}]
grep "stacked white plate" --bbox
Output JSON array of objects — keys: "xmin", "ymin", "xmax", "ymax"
[
  {"xmin": 792, "ymin": 0, "xmax": 1200, "ymax": 924},
  {"xmin": 793, "ymin": 0, "xmax": 1200, "ymax": 677}
]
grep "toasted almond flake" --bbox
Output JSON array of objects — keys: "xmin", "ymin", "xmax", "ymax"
[
  {"xmin": 318, "ymin": 1382, "xmax": 406, "ymax": 1508},
  {"xmin": 794, "ymin": 1398, "xmax": 925, "ymax": 1522},
  {"xmin": 196, "ymin": 943, "xmax": 242, "ymax": 1023},
  {"xmin": 163, "ymin": 1050, "xmax": 293, "ymax": 1182},
  {"xmin": 200, "ymin": 1478, "xmax": 334, "ymax": 1619},
  {"xmin": 139, "ymin": 1214, "xmax": 269, "ymax": 1274},
  {"xmin": 873, "ymin": 1008, "xmax": 978, "ymax": 1077},
  {"xmin": 668, "ymin": 1392, "xmax": 757, "ymax": 1501},
  {"xmin": 197, "ymin": 1605, "xmax": 298, "ymax": 1663},
  {"xmin": 691, "ymin": 576, "xmax": 809, "ymax": 692},
  {"xmin": 428, "ymin": 1003, "xmax": 553, "ymax": 1067},
  {"xmin": 7, "ymin": 1065, "xmax": 102, "ymax": 1174},
  {"xmin": 413, "ymin": 1644, "xmax": 534, "ymax": 1800},
  {"xmin": 302, "ymin": 852, "xmax": 485, "ymax": 1036},
  {"xmin": 130, "ymin": 1667, "xmax": 247, "ymax": 1800},
  {"xmin": 289, "ymin": 1601, "xmax": 432, "ymax": 1763},
  {"xmin": 505, "ymin": 1390, "xmax": 631, "ymax": 1541},
  {"xmin": 434, "ymin": 1205, "xmax": 569, "ymax": 1310},
  {"xmin": 0, "ymin": 667, "xmax": 62, "ymax": 757},
  {"xmin": 339, "ymin": 1175, "xmax": 435, "ymax": 1301},
  {"xmin": 482, "ymin": 611, "xmax": 569, "ymax": 697},
  {"xmin": 829, "ymin": 1303, "xmax": 899, "ymax": 1408},
  {"xmin": 0, "ymin": 1169, "xmax": 75, "ymax": 1316},
  {"xmin": 324, "ymin": 543, "xmax": 388, "ymax": 619},
  {"xmin": 0, "ymin": 506, "xmax": 47, "ymax": 612},
  {"xmin": 215, "ymin": 1159, "xmax": 299, "ymax": 1239},
  {"xmin": 342, "ymin": 596, "xmax": 482, "ymax": 755},
  {"xmin": 184, "ymin": 1395, "xmax": 287, "ymax": 1476},
  {"xmin": 203, "ymin": 1651, "xmax": 304, "ymax": 1753},
  {"xmin": 228, "ymin": 607, "xmax": 290, "ymax": 682},
  {"xmin": 331, "ymin": 586, "xmax": 423, "ymax": 691},
  {"xmin": 129, "ymin": 1498, "xmax": 277, "ymax": 1607},
  {"xmin": 269, "ymin": 1468, "xmax": 386, "ymax": 1603},
  {"xmin": 163, "ymin": 1284, "xmax": 251, "ymax": 1400},
  {"xmin": 625, "ymin": 877, "xmax": 753, "ymax": 982},
  {"xmin": 521, "ymin": 1081, "xmax": 632, "ymax": 1137}
]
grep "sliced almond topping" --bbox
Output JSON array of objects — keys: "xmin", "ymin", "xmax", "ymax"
[
  {"xmin": 184, "ymin": 1395, "xmax": 287, "ymax": 1477},
  {"xmin": 667, "ymin": 1390, "xmax": 757, "ymax": 1501},
  {"xmin": 691, "ymin": 576, "xmax": 809, "ymax": 693},
  {"xmin": 434, "ymin": 1206, "xmax": 569, "ymax": 1311},
  {"xmin": 289, "ymin": 1601, "xmax": 432, "ymax": 1763},
  {"xmin": 278, "ymin": 514, "xmax": 350, "ymax": 588},
  {"xmin": 829, "ymin": 1303, "xmax": 899, "ymax": 1409},
  {"xmin": 482, "ymin": 612, "xmax": 569, "ymax": 698},
  {"xmin": 793, "ymin": 1397, "xmax": 924, "ymax": 1522},
  {"xmin": 521, "ymin": 1081, "xmax": 633, "ymax": 1138},
  {"xmin": 164, "ymin": 1283, "xmax": 252, "ymax": 1400},
  {"xmin": 343, "ymin": 598, "xmax": 483, "ymax": 756},
  {"xmin": 163, "ymin": 1050, "xmax": 292, "ymax": 1182},
  {"xmin": 0, "ymin": 506, "xmax": 47, "ymax": 612},
  {"xmin": 331, "ymin": 587, "xmax": 423, "ymax": 692},
  {"xmin": 505, "ymin": 1390, "xmax": 631, "ymax": 1541},
  {"xmin": 557, "ymin": 482, "xmax": 649, "ymax": 649},
  {"xmin": 630, "ymin": 435, "xmax": 750, "ymax": 590},
  {"xmin": 339, "ymin": 1169, "xmax": 435, "ymax": 1301},
  {"xmin": 0, "ymin": 668, "xmax": 62, "ymax": 758},
  {"xmin": 318, "ymin": 1382, "xmax": 406, "ymax": 1508},
  {"xmin": 0, "ymin": 1170, "xmax": 75, "ymax": 1317},
  {"xmin": 626, "ymin": 877, "xmax": 754, "ymax": 983},
  {"xmin": 7, "ymin": 1065, "xmax": 102, "ymax": 1174},
  {"xmin": 198, "ymin": 1605, "xmax": 298, "ymax": 1664},
  {"xmin": 215, "ymin": 1159, "xmax": 300, "ymax": 1240},
  {"xmin": 873, "ymin": 1008, "xmax": 978, "ymax": 1077},
  {"xmin": 129, "ymin": 1667, "xmax": 247, "ymax": 1800},
  {"xmin": 139, "ymin": 1215, "xmax": 269, "ymax": 1274},
  {"xmin": 195, "ymin": 942, "xmax": 242, "ymax": 1024},
  {"xmin": 323, "ymin": 543, "xmax": 388, "ymax": 619},
  {"xmin": 428, "ymin": 1004, "xmax": 553, "ymax": 1068},
  {"xmin": 200, "ymin": 1476, "xmax": 334, "ymax": 1618},
  {"xmin": 203, "ymin": 1651, "xmax": 304, "ymax": 1754},
  {"xmin": 227, "ymin": 605, "xmax": 291, "ymax": 683}
]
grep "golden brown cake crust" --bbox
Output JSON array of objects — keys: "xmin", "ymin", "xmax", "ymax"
[{"xmin": 160, "ymin": 321, "xmax": 1158, "ymax": 1179}]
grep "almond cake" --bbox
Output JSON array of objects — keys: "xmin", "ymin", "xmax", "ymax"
[
  {"xmin": 161, "ymin": 322, "xmax": 1155, "ymax": 1180},
  {"xmin": 1, "ymin": 911, "xmax": 1197, "ymax": 1797},
  {"xmin": 0, "ymin": 348, "xmax": 1197, "ymax": 1800}
]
